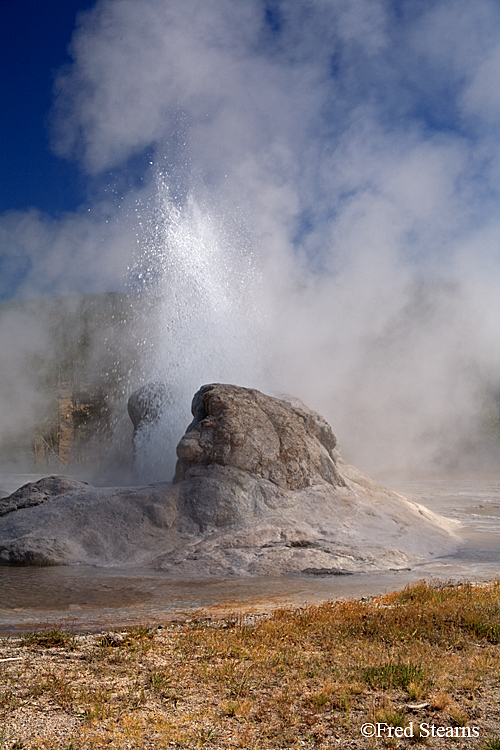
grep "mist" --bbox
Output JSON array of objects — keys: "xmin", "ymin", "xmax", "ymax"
[{"xmin": 1, "ymin": 0, "xmax": 499, "ymax": 480}]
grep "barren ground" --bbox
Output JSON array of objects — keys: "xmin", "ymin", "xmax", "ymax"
[{"xmin": 1, "ymin": 581, "xmax": 500, "ymax": 749}]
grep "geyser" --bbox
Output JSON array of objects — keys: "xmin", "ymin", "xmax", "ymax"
[
  {"xmin": 1, "ymin": 0, "xmax": 499, "ymax": 483},
  {"xmin": 0, "ymin": 384, "xmax": 457, "ymax": 575},
  {"xmin": 126, "ymin": 186, "xmax": 270, "ymax": 483}
]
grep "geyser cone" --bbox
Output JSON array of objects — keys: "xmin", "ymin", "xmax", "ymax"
[{"xmin": 0, "ymin": 385, "xmax": 458, "ymax": 574}]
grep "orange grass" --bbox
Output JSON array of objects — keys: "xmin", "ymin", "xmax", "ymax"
[{"xmin": 1, "ymin": 580, "xmax": 500, "ymax": 748}]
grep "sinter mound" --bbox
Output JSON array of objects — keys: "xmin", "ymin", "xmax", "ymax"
[{"xmin": 0, "ymin": 384, "xmax": 457, "ymax": 574}]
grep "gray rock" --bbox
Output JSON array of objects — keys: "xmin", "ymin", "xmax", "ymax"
[
  {"xmin": 127, "ymin": 382, "xmax": 173, "ymax": 482},
  {"xmin": 0, "ymin": 476, "xmax": 88, "ymax": 518},
  {"xmin": 174, "ymin": 383, "xmax": 345, "ymax": 489},
  {"xmin": 0, "ymin": 384, "xmax": 459, "ymax": 573},
  {"xmin": 127, "ymin": 382, "xmax": 171, "ymax": 431},
  {"xmin": 0, "ymin": 483, "xmax": 178, "ymax": 566}
]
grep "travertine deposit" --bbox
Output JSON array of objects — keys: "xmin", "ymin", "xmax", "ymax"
[{"xmin": 0, "ymin": 384, "xmax": 457, "ymax": 575}]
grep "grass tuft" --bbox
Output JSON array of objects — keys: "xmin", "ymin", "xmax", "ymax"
[
  {"xmin": 20, "ymin": 628, "xmax": 75, "ymax": 649},
  {"xmin": 481, "ymin": 740, "xmax": 500, "ymax": 750},
  {"xmin": 363, "ymin": 661, "xmax": 424, "ymax": 690},
  {"xmin": 2, "ymin": 580, "xmax": 500, "ymax": 747}
]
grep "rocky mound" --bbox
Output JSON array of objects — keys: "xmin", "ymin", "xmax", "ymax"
[
  {"xmin": 0, "ymin": 384, "xmax": 458, "ymax": 574},
  {"xmin": 174, "ymin": 384, "xmax": 345, "ymax": 489},
  {"xmin": 0, "ymin": 476, "xmax": 88, "ymax": 517}
]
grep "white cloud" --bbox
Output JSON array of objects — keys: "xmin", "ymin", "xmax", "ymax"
[
  {"xmin": 1, "ymin": 0, "xmax": 500, "ymax": 476},
  {"xmin": 460, "ymin": 44, "xmax": 500, "ymax": 124},
  {"xmin": 0, "ymin": 206, "xmax": 135, "ymax": 298}
]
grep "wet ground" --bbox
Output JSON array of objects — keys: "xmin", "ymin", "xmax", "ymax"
[{"xmin": 0, "ymin": 474, "xmax": 499, "ymax": 635}]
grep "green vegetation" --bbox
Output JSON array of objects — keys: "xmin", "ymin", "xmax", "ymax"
[
  {"xmin": 362, "ymin": 661, "xmax": 424, "ymax": 690},
  {"xmin": 1, "ymin": 580, "xmax": 500, "ymax": 747},
  {"xmin": 20, "ymin": 628, "xmax": 76, "ymax": 649}
]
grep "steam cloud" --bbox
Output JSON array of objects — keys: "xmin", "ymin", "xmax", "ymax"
[{"xmin": 1, "ymin": 0, "xmax": 500, "ymax": 478}]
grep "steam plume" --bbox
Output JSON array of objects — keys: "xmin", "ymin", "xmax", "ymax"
[{"xmin": 1, "ymin": 0, "xmax": 499, "ymax": 479}]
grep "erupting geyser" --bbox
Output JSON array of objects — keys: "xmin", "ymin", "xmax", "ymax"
[
  {"xmin": 1, "ymin": 0, "xmax": 499, "ymax": 491},
  {"xmin": 0, "ymin": 384, "xmax": 457, "ymax": 575},
  {"xmin": 126, "ymin": 187, "xmax": 269, "ymax": 484}
]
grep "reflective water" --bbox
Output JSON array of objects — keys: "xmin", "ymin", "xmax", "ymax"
[{"xmin": 1, "ymin": 475, "xmax": 499, "ymax": 634}]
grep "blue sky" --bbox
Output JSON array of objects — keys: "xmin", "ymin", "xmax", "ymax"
[
  {"xmin": 2, "ymin": 1, "xmax": 500, "ymax": 253},
  {"xmin": 0, "ymin": 1, "xmax": 482, "ymax": 215},
  {"xmin": 0, "ymin": 0, "xmax": 499, "ymax": 474},
  {"xmin": 1, "ymin": 0, "xmax": 500, "ymax": 312},
  {"xmin": 0, "ymin": 0, "xmax": 96, "ymax": 215}
]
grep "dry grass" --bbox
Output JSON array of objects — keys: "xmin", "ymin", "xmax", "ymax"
[{"xmin": 1, "ymin": 580, "xmax": 500, "ymax": 748}]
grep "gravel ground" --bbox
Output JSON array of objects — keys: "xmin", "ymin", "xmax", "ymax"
[{"xmin": 1, "ymin": 586, "xmax": 500, "ymax": 749}]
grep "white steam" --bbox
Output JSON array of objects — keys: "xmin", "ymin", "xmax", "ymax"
[
  {"xmin": 1, "ymin": 0, "xmax": 500, "ymax": 479},
  {"xmin": 128, "ymin": 180, "xmax": 266, "ymax": 481}
]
